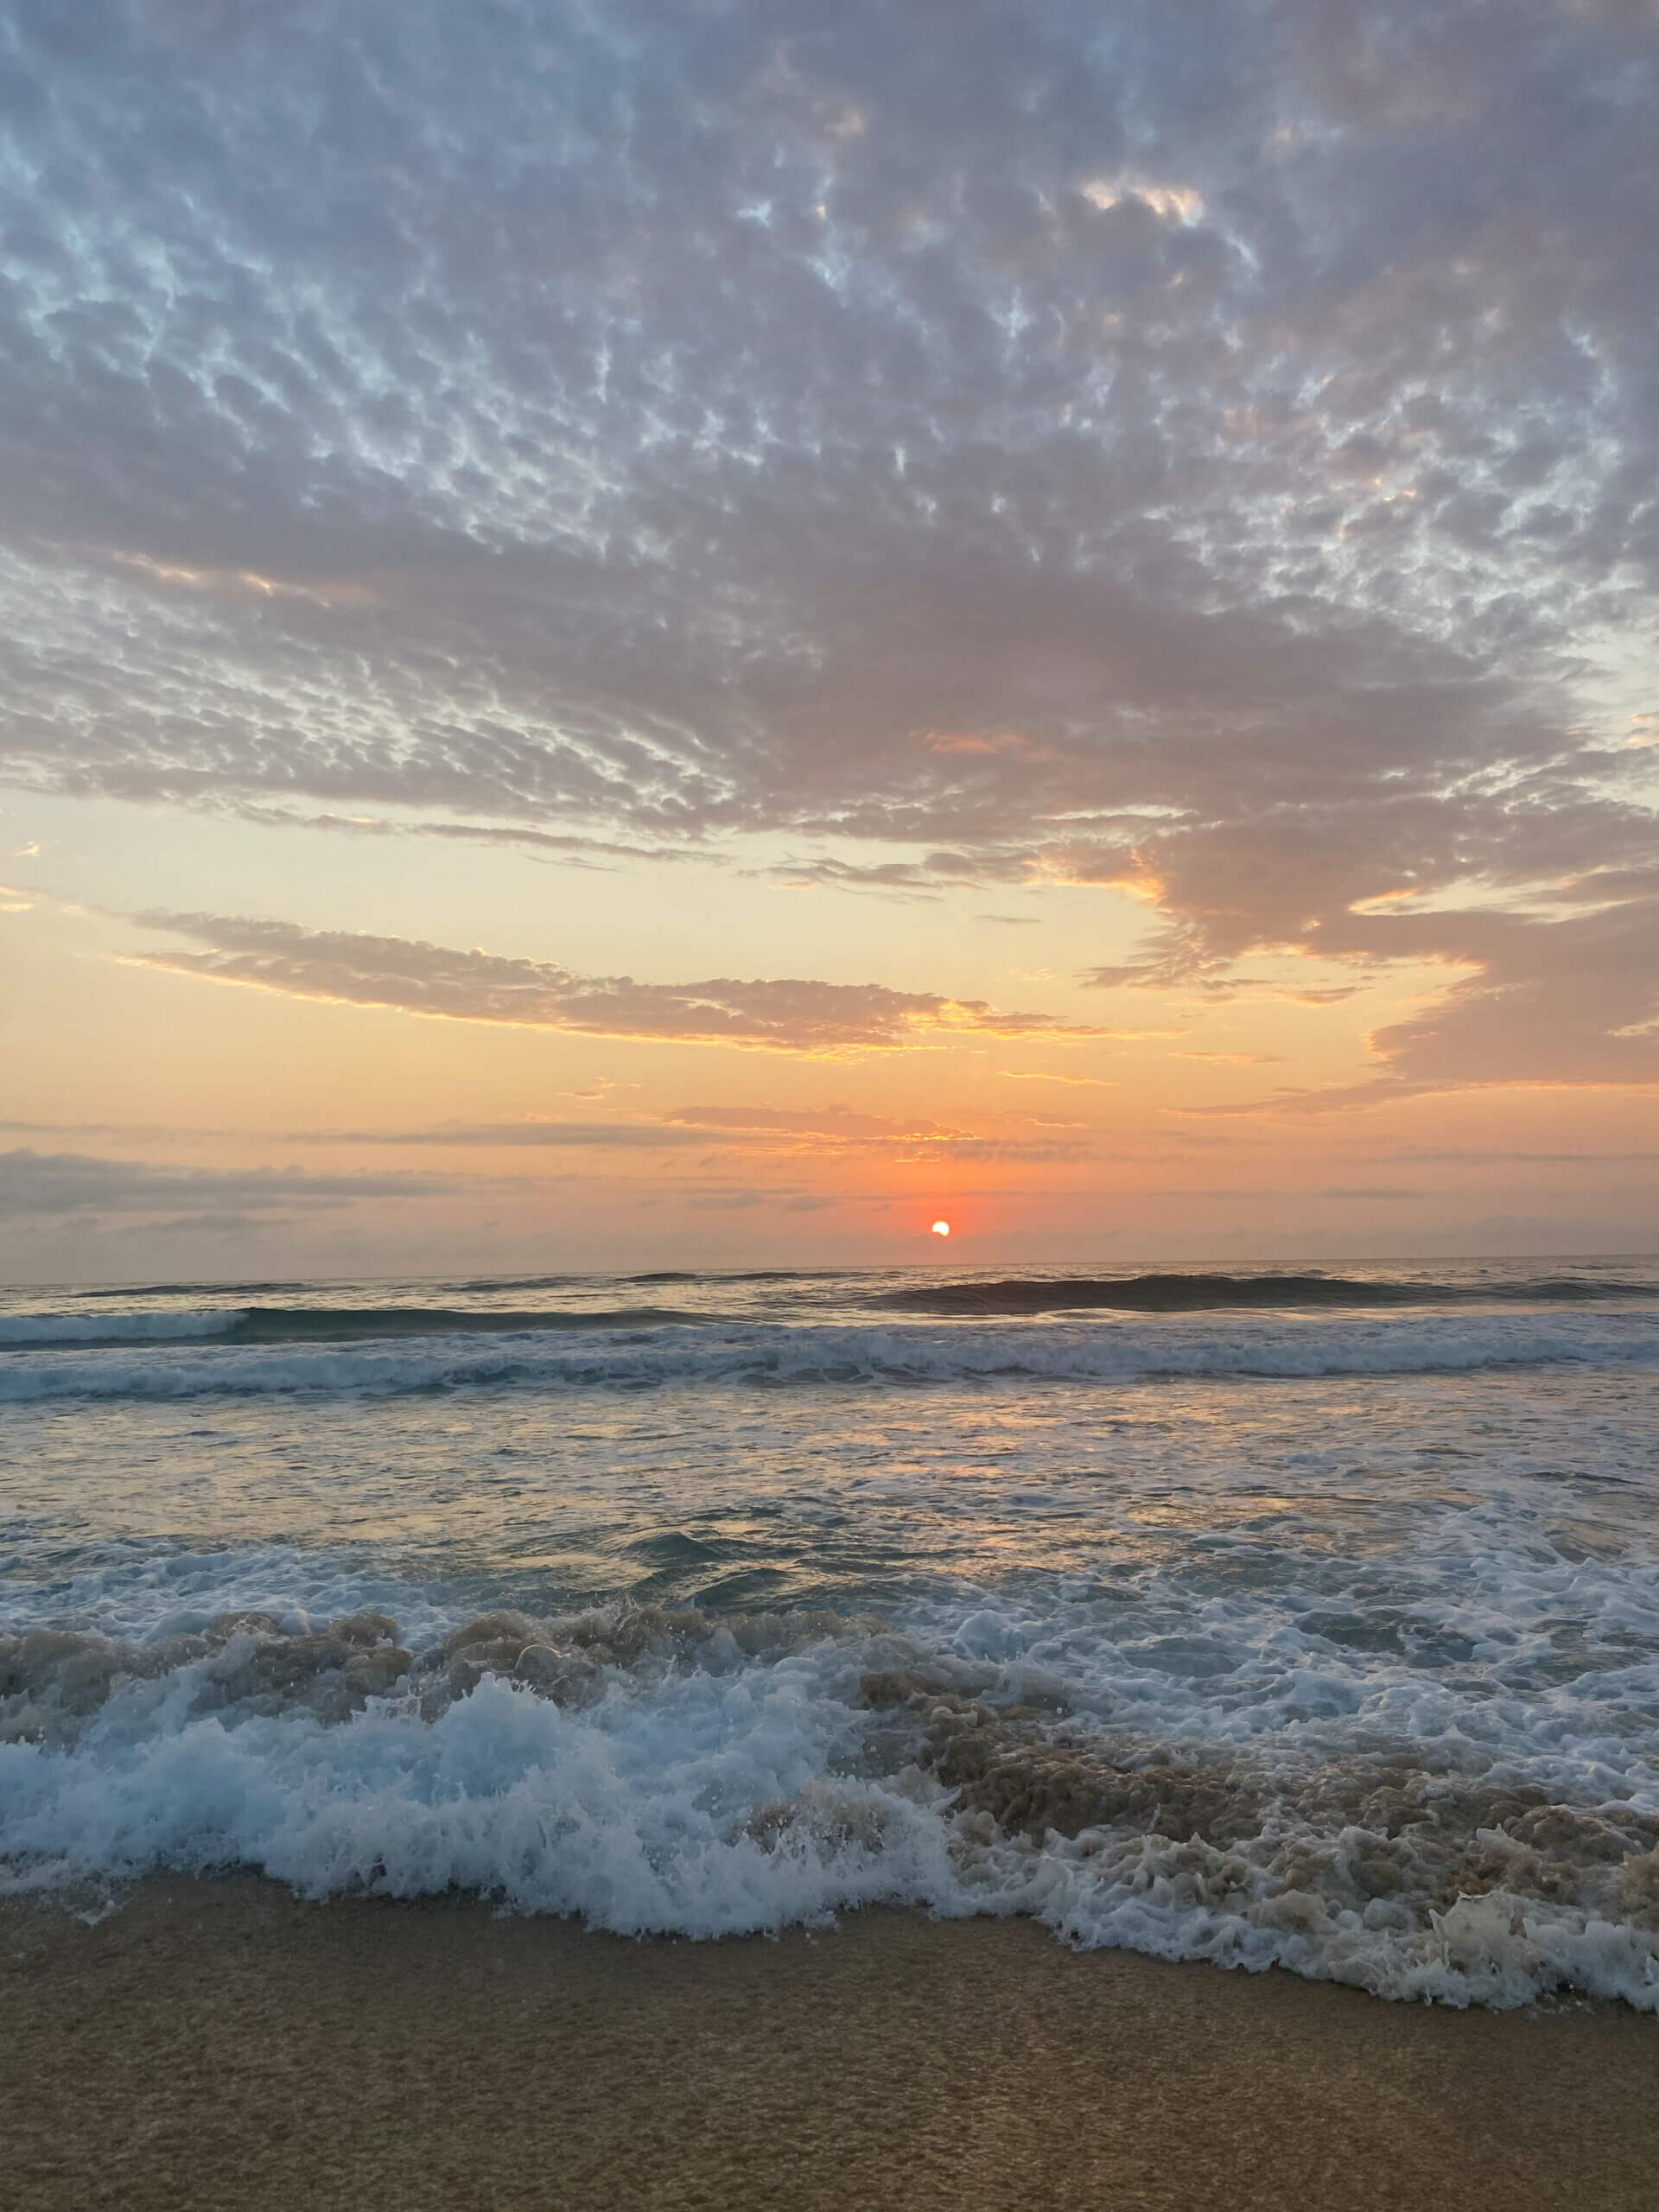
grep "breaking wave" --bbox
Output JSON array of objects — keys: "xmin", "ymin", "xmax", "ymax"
[
  {"xmin": 8, "ymin": 1266, "xmax": 1657, "ymax": 1357},
  {"xmin": 0, "ymin": 1311, "xmax": 238, "ymax": 1347},
  {"xmin": 0, "ymin": 1304, "xmax": 702, "ymax": 1351},
  {"xmin": 881, "ymin": 1271, "xmax": 1659, "ymax": 1315},
  {"xmin": 2, "ymin": 1309, "xmax": 1656, "ymax": 1402},
  {"xmin": 4, "ymin": 1597, "xmax": 1658, "ymax": 2012}
]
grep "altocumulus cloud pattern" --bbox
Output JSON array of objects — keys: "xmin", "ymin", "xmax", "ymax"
[{"xmin": 2, "ymin": 0, "xmax": 1657, "ymax": 1092}]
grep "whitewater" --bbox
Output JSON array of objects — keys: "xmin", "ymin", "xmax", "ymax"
[{"xmin": 3, "ymin": 1259, "xmax": 1658, "ymax": 2013}]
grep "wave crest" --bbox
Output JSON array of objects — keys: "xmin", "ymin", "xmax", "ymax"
[
  {"xmin": 882, "ymin": 1271, "xmax": 1659, "ymax": 1316},
  {"xmin": 5, "ymin": 1606, "xmax": 1659, "ymax": 2012},
  {"xmin": 3, "ymin": 1309, "xmax": 1656, "ymax": 1402}
]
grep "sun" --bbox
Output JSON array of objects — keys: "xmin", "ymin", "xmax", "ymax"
[{"xmin": 931, "ymin": 1220, "xmax": 951, "ymax": 1237}]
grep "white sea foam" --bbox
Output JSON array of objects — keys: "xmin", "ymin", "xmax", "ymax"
[
  {"xmin": 0, "ymin": 1310, "xmax": 238, "ymax": 1347},
  {"xmin": 7, "ymin": 1262, "xmax": 1656, "ymax": 2014},
  {"xmin": 0, "ymin": 1631, "xmax": 959, "ymax": 1936},
  {"xmin": 4, "ymin": 1581, "xmax": 1658, "ymax": 2012},
  {"xmin": 2, "ymin": 1311, "xmax": 1656, "ymax": 1402},
  {"xmin": 0, "ymin": 1542, "xmax": 459, "ymax": 1649}
]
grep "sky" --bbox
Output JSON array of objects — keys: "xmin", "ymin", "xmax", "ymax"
[{"xmin": 3, "ymin": 0, "xmax": 1658, "ymax": 1282}]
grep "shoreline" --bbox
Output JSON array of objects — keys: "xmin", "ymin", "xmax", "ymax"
[{"xmin": 3, "ymin": 1878, "xmax": 1655, "ymax": 2211}]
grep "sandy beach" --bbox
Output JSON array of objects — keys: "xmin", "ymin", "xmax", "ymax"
[{"xmin": 2, "ymin": 1880, "xmax": 1654, "ymax": 2212}]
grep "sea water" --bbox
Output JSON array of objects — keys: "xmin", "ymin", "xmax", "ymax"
[{"xmin": 3, "ymin": 1260, "xmax": 1657, "ymax": 2011}]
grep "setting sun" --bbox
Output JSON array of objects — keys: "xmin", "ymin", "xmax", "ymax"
[{"xmin": 931, "ymin": 1220, "xmax": 950, "ymax": 1236}]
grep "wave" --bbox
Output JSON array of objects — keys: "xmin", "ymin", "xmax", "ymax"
[
  {"xmin": 9, "ymin": 1268, "xmax": 1652, "ymax": 1352},
  {"xmin": 0, "ymin": 1303, "xmax": 704, "ymax": 1351},
  {"xmin": 0, "ymin": 1311, "xmax": 238, "ymax": 1347},
  {"xmin": 881, "ymin": 1271, "xmax": 1659, "ymax": 1316},
  {"xmin": 225, "ymin": 1303, "xmax": 703, "ymax": 1344},
  {"xmin": 67, "ymin": 1280, "xmax": 309, "ymax": 1300},
  {"xmin": 1, "ymin": 1312, "xmax": 1655, "ymax": 1402},
  {"xmin": 4, "ymin": 1600, "xmax": 1657, "ymax": 2012}
]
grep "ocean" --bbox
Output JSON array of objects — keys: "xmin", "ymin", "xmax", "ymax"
[{"xmin": 3, "ymin": 1259, "xmax": 1657, "ymax": 2013}]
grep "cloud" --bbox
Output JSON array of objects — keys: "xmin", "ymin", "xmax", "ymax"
[
  {"xmin": 3, "ymin": 1105, "xmax": 1099, "ymax": 1166},
  {"xmin": 1173, "ymin": 1051, "xmax": 1286, "ymax": 1066},
  {"xmin": 1357, "ymin": 898, "xmax": 1659, "ymax": 1090},
  {"xmin": 125, "ymin": 910, "xmax": 1109, "ymax": 1053},
  {"xmin": 667, "ymin": 1103, "xmax": 948, "ymax": 1139},
  {"xmin": 996, "ymin": 1070, "xmax": 1116, "ymax": 1087},
  {"xmin": 221, "ymin": 805, "xmax": 703, "ymax": 869},
  {"xmin": 321, "ymin": 1121, "xmax": 739, "ymax": 1151},
  {"xmin": 1382, "ymin": 1148, "xmax": 1659, "ymax": 1167},
  {"xmin": 118, "ymin": 1211, "xmax": 273, "ymax": 1240},
  {"xmin": 0, "ymin": 1, "xmax": 1655, "ymax": 1092},
  {"xmin": 1169, "ymin": 888, "xmax": 1659, "ymax": 1108},
  {"xmin": 762, "ymin": 853, "xmax": 1012, "ymax": 897},
  {"xmin": 0, "ymin": 1148, "xmax": 467, "ymax": 1220},
  {"xmin": 294, "ymin": 1103, "xmax": 1092, "ymax": 1163}
]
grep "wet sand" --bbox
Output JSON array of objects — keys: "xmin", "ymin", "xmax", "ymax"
[{"xmin": 2, "ymin": 1879, "xmax": 1655, "ymax": 2212}]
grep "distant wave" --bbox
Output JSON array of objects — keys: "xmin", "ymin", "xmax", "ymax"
[
  {"xmin": 10, "ymin": 1268, "xmax": 1652, "ymax": 1353},
  {"xmin": 66, "ymin": 1280, "xmax": 309, "ymax": 1301},
  {"xmin": 0, "ymin": 1304, "xmax": 704, "ymax": 1351},
  {"xmin": 223, "ymin": 1304, "xmax": 703, "ymax": 1344},
  {"xmin": 2, "ymin": 1312, "xmax": 1655, "ymax": 1402},
  {"xmin": 626, "ymin": 1268, "xmax": 820, "ymax": 1285},
  {"xmin": 0, "ymin": 1311, "xmax": 237, "ymax": 1347},
  {"xmin": 880, "ymin": 1271, "xmax": 1659, "ymax": 1316}
]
